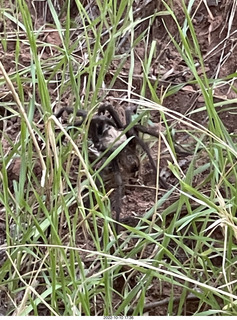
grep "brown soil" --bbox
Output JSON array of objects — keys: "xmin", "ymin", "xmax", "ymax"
[{"xmin": 0, "ymin": 0, "xmax": 237, "ymax": 316}]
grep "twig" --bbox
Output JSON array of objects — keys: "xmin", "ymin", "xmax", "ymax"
[{"xmin": 127, "ymin": 293, "xmax": 199, "ymax": 315}]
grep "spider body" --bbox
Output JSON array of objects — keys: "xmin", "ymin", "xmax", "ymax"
[{"xmin": 55, "ymin": 104, "xmax": 167, "ymax": 231}]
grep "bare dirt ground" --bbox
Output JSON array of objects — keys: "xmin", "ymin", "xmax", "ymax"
[{"xmin": 1, "ymin": 0, "xmax": 237, "ymax": 316}]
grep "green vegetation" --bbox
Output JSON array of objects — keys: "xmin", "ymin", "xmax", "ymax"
[{"xmin": 0, "ymin": 0, "xmax": 237, "ymax": 316}]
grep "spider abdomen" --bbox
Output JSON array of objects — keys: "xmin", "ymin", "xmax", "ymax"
[{"xmin": 119, "ymin": 147, "xmax": 140, "ymax": 174}]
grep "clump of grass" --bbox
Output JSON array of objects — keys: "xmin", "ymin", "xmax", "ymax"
[{"xmin": 0, "ymin": 0, "xmax": 237, "ymax": 316}]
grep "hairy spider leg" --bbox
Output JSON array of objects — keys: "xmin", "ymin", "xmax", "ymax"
[
  {"xmin": 124, "ymin": 108, "xmax": 168, "ymax": 189},
  {"xmin": 55, "ymin": 107, "xmax": 87, "ymax": 125},
  {"xmin": 98, "ymin": 104, "xmax": 124, "ymax": 129},
  {"xmin": 55, "ymin": 107, "xmax": 73, "ymax": 118},
  {"xmin": 55, "ymin": 107, "xmax": 88, "ymax": 143}
]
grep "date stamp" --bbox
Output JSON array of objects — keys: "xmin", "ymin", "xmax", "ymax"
[{"xmin": 103, "ymin": 317, "xmax": 134, "ymax": 320}]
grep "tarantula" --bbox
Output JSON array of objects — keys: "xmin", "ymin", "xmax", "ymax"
[{"xmin": 55, "ymin": 104, "xmax": 167, "ymax": 231}]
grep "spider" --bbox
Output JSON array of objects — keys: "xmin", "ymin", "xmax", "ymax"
[{"xmin": 55, "ymin": 104, "xmax": 168, "ymax": 231}]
